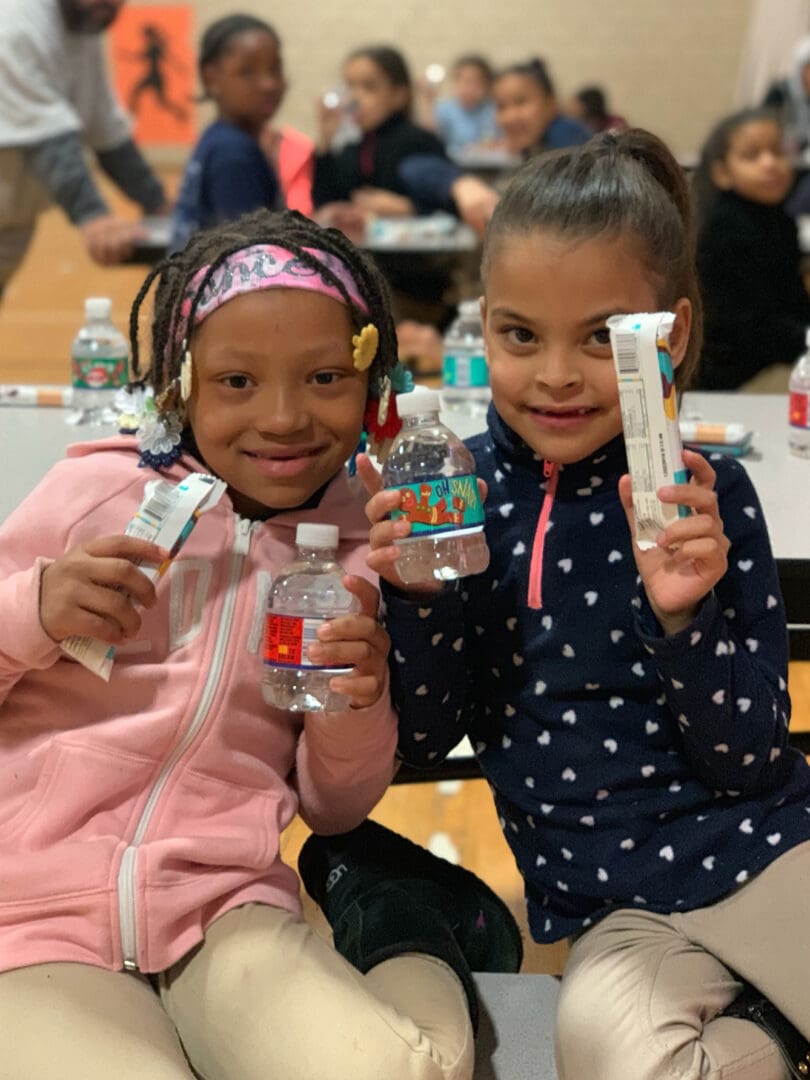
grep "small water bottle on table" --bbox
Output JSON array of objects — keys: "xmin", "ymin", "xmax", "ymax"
[
  {"xmin": 69, "ymin": 297, "xmax": 129, "ymax": 425},
  {"xmin": 262, "ymin": 524, "xmax": 359, "ymax": 712},
  {"xmin": 380, "ymin": 386, "xmax": 490, "ymax": 584},
  {"xmin": 441, "ymin": 299, "xmax": 491, "ymax": 418},
  {"xmin": 789, "ymin": 329, "xmax": 810, "ymax": 458}
]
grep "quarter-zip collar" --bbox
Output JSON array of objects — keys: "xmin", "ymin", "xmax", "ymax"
[{"xmin": 486, "ymin": 402, "xmax": 628, "ymax": 499}]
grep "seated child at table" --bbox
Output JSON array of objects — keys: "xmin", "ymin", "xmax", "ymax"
[
  {"xmin": 694, "ymin": 107, "xmax": 810, "ymax": 391},
  {"xmin": 0, "ymin": 207, "xmax": 521, "ymax": 1080},
  {"xmin": 492, "ymin": 58, "xmax": 591, "ymax": 158},
  {"xmin": 169, "ymin": 15, "xmax": 285, "ymax": 253},
  {"xmin": 350, "ymin": 128, "xmax": 810, "ymax": 1078},
  {"xmin": 313, "ymin": 45, "xmax": 498, "ymax": 237},
  {"xmin": 422, "ymin": 55, "xmax": 501, "ymax": 156}
]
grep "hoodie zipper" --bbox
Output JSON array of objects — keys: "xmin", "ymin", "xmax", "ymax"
[
  {"xmin": 117, "ymin": 515, "xmax": 254, "ymax": 971},
  {"xmin": 527, "ymin": 461, "xmax": 559, "ymax": 610}
]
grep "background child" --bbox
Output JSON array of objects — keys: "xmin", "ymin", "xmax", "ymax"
[
  {"xmin": 694, "ymin": 107, "xmax": 810, "ymax": 391},
  {"xmin": 492, "ymin": 58, "xmax": 591, "ymax": 158},
  {"xmin": 363, "ymin": 132, "xmax": 810, "ymax": 1078},
  {"xmin": 565, "ymin": 84, "xmax": 628, "ymax": 134},
  {"xmin": 423, "ymin": 55, "xmax": 501, "ymax": 156},
  {"xmin": 0, "ymin": 208, "xmax": 519, "ymax": 1079},
  {"xmin": 169, "ymin": 16, "xmax": 285, "ymax": 253},
  {"xmin": 313, "ymin": 45, "xmax": 498, "ymax": 235}
]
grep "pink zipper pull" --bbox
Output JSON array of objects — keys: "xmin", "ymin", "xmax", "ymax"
[{"xmin": 528, "ymin": 461, "xmax": 559, "ymax": 610}]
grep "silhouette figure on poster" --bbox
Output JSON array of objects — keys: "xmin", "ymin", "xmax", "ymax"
[{"xmin": 123, "ymin": 24, "xmax": 190, "ymax": 123}]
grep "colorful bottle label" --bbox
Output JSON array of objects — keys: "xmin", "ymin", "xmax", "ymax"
[
  {"xmin": 789, "ymin": 390, "xmax": 810, "ymax": 430},
  {"xmin": 443, "ymin": 352, "xmax": 489, "ymax": 389},
  {"xmin": 389, "ymin": 474, "xmax": 485, "ymax": 539},
  {"xmin": 71, "ymin": 355, "xmax": 128, "ymax": 390},
  {"xmin": 263, "ymin": 613, "xmax": 351, "ymax": 671}
]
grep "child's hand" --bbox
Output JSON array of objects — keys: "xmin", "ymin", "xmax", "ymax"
[
  {"xmin": 307, "ymin": 575, "xmax": 390, "ymax": 709},
  {"xmin": 352, "ymin": 187, "xmax": 415, "ymax": 217},
  {"xmin": 619, "ymin": 449, "xmax": 730, "ymax": 636},
  {"xmin": 39, "ymin": 536, "xmax": 170, "ymax": 644},
  {"xmin": 357, "ymin": 453, "xmax": 443, "ymax": 595}
]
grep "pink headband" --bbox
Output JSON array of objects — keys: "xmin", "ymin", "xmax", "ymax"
[{"xmin": 180, "ymin": 244, "xmax": 369, "ymax": 337}]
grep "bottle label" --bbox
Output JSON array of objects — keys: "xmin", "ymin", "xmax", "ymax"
[
  {"xmin": 71, "ymin": 355, "xmax": 128, "ymax": 390},
  {"xmin": 789, "ymin": 390, "xmax": 810, "ymax": 430},
  {"xmin": 389, "ymin": 474, "xmax": 485, "ymax": 539},
  {"xmin": 443, "ymin": 353, "xmax": 489, "ymax": 389},
  {"xmin": 263, "ymin": 613, "xmax": 352, "ymax": 671}
]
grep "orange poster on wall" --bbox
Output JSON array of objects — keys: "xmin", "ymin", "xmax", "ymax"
[{"xmin": 110, "ymin": 5, "xmax": 196, "ymax": 146}]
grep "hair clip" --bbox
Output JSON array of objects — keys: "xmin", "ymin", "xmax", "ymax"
[{"xmin": 352, "ymin": 324, "xmax": 379, "ymax": 371}]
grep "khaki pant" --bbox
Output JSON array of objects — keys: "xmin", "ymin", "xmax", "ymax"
[
  {"xmin": 555, "ymin": 840, "xmax": 810, "ymax": 1080},
  {"xmin": 0, "ymin": 904, "xmax": 473, "ymax": 1080},
  {"xmin": 0, "ymin": 147, "xmax": 49, "ymax": 294}
]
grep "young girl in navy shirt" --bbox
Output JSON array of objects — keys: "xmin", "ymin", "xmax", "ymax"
[
  {"xmin": 358, "ymin": 130, "xmax": 810, "ymax": 1078},
  {"xmin": 169, "ymin": 16, "xmax": 284, "ymax": 253}
]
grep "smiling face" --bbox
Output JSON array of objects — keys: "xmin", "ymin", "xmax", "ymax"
[
  {"xmin": 344, "ymin": 55, "xmax": 409, "ymax": 132},
  {"xmin": 202, "ymin": 29, "xmax": 285, "ymax": 136},
  {"xmin": 710, "ymin": 119, "xmax": 792, "ymax": 205},
  {"xmin": 186, "ymin": 289, "xmax": 368, "ymax": 517},
  {"xmin": 493, "ymin": 72, "xmax": 557, "ymax": 153},
  {"xmin": 481, "ymin": 229, "xmax": 690, "ymax": 465}
]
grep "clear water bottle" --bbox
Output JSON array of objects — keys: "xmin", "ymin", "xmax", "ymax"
[
  {"xmin": 789, "ymin": 329, "xmax": 810, "ymax": 458},
  {"xmin": 441, "ymin": 299, "xmax": 491, "ymax": 418},
  {"xmin": 69, "ymin": 297, "xmax": 129, "ymax": 425},
  {"xmin": 381, "ymin": 386, "xmax": 490, "ymax": 584},
  {"xmin": 262, "ymin": 523, "xmax": 359, "ymax": 712}
]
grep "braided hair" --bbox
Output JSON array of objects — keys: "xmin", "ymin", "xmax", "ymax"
[{"xmin": 129, "ymin": 208, "xmax": 399, "ymax": 409}]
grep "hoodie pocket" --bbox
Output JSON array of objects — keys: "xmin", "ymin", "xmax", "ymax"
[{"xmin": 6, "ymin": 740, "xmax": 156, "ymax": 852}]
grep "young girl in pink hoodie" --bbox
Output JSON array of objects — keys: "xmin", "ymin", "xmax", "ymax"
[{"xmin": 0, "ymin": 209, "xmax": 519, "ymax": 1080}]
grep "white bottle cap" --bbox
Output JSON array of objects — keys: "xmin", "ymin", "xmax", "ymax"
[
  {"xmin": 85, "ymin": 297, "xmax": 112, "ymax": 320},
  {"xmin": 296, "ymin": 523, "xmax": 339, "ymax": 549},
  {"xmin": 396, "ymin": 386, "xmax": 441, "ymax": 417}
]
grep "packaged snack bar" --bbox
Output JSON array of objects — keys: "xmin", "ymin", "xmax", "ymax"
[
  {"xmin": 61, "ymin": 473, "xmax": 226, "ymax": 680},
  {"xmin": 607, "ymin": 312, "xmax": 688, "ymax": 550}
]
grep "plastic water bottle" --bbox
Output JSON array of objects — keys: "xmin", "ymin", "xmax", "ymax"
[
  {"xmin": 380, "ymin": 386, "xmax": 490, "ymax": 584},
  {"xmin": 441, "ymin": 299, "xmax": 491, "ymax": 418},
  {"xmin": 262, "ymin": 524, "xmax": 359, "ymax": 712},
  {"xmin": 789, "ymin": 329, "xmax": 810, "ymax": 458},
  {"xmin": 69, "ymin": 297, "xmax": 129, "ymax": 425}
]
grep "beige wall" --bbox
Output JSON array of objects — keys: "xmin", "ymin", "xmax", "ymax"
[{"xmin": 136, "ymin": 0, "xmax": 751, "ymax": 161}]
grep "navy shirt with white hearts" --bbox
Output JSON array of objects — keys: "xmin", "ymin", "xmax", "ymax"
[{"xmin": 383, "ymin": 406, "xmax": 810, "ymax": 943}]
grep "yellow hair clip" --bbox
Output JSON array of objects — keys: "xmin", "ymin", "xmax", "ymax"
[{"xmin": 352, "ymin": 323, "xmax": 379, "ymax": 372}]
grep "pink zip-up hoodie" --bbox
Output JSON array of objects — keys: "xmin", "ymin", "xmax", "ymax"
[{"xmin": 0, "ymin": 437, "xmax": 397, "ymax": 975}]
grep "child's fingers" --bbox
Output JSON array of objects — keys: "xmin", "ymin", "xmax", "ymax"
[
  {"xmin": 329, "ymin": 672, "xmax": 384, "ymax": 709},
  {"xmin": 655, "ymin": 513, "xmax": 727, "ymax": 551},
  {"xmin": 314, "ymin": 616, "xmax": 389, "ymax": 657},
  {"xmin": 681, "ymin": 449, "xmax": 717, "ymax": 488},
  {"xmin": 67, "ymin": 608, "xmax": 129, "ymax": 645},
  {"xmin": 82, "ymin": 556, "xmax": 160, "ymax": 609},
  {"xmin": 355, "ymin": 453, "xmax": 382, "ymax": 498},
  {"xmin": 366, "ymin": 488, "xmax": 403, "ymax": 528},
  {"xmin": 84, "ymin": 535, "xmax": 170, "ymax": 565},
  {"xmin": 657, "ymin": 482, "xmax": 720, "ymax": 516},
  {"xmin": 340, "ymin": 574, "xmax": 380, "ymax": 619},
  {"xmin": 80, "ymin": 584, "xmax": 143, "ymax": 639},
  {"xmin": 617, "ymin": 474, "xmax": 637, "ymax": 537},
  {"xmin": 666, "ymin": 537, "xmax": 727, "ymax": 566},
  {"xmin": 478, "ymin": 477, "xmax": 488, "ymax": 504}
]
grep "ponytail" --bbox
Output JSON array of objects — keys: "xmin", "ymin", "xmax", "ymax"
[{"xmin": 483, "ymin": 127, "xmax": 703, "ymax": 387}]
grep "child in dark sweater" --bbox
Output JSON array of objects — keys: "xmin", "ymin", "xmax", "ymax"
[
  {"xmin": 694, "ymin": 108, "xmax": 810, "ymax": 390},
  {"xmin": 364, "ymin": 130, "xmax": 810, "ymax": 1078}
]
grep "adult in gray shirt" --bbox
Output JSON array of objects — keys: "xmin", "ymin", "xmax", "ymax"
[{"xmin": 0, "ymin": 0, "xmax": 168, "ymax": 296}]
